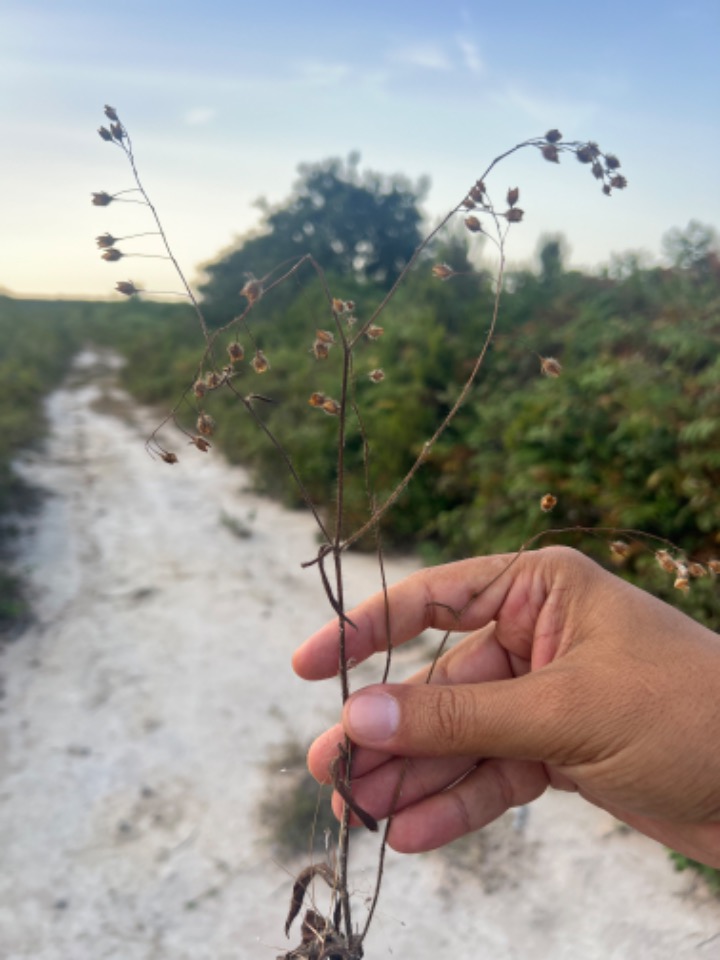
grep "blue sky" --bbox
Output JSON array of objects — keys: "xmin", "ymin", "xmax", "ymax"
[{"xmin": 1, "ymin": 0, "xmax": 718, "ymax": 297}]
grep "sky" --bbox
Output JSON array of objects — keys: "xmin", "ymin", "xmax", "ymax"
[{"xmin": 1, "ymin": 0, "xmax": 719, "ymax": 299}]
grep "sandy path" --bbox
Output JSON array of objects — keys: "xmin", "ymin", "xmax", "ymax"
[{"xmin": 1, "ymin": 350, "xmax": 719, "ymax": 960}]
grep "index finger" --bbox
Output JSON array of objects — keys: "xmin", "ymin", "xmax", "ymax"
[{"xmin": 292, "ymin": 552, "xmax": 525, "ymax": 680}]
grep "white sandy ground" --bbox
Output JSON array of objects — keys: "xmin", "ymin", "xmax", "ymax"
[{"xmin": 1, "ymin": 349, "xmax": 720, "ymax": 960}]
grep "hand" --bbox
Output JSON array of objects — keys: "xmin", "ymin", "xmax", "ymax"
[{"xmin": 293, "ymin": 546, "xmax": 720, "ymax": 866}]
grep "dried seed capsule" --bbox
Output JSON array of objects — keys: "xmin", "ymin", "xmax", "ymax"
[
  {"xmin": 312, "ymin": 340, "xmax": 330, "ymax": 359},
  {"xmin": 309, "ymin": 392, "xmax": 326, "ymax": 407},
  {"xmin": 604, "ymin": 154, "xmax": 621, "ymax": 170},
  {"xmin": 315, "ymin": 329, "xmax": 335, "ymax": 344},
  {"xmin": 506, "ymin": 187, "xmax": 520, "ymax": 207},
  {"xmin": 98, "ymin": 126, "xmax": 114, "ymax": 142},
  {"xmin": 674, "ymin": 565, "xmax": 690, "ymax": 593},
  {"xmin": 540, "ymin": 356, "xmax": 562, "ymax": 377},
  {"xmin": 91, "ymin": 191, "xmax": 113, "ymax": 206},
  {"xmin": 104, "ymin": 105, "xmax": 119, "ymax": 121},
  {"xmin": 368, "ymin": 369, "xmax": 385, "ymax": 383},
  {"xmin": 197, "ymin": 412, "xmax": 216, "ymax": 437},
  {"xmin": 545, "ymin": 129, "xmax": 562, "ymax": 143},
  {"xmin": 96, "ymin": 233, "xmax": 116, "ymax": 248},
  {"xmin": 159, "ymin": 451, "xmax": 178, "ymax": 464},
  {"xmin": 469, "ymin": 180, "xmax": 485, "ymax": 201},
  {"xmin": 591, "ymin": 161, "xmax": 604, "ymax": 180},
  {"xmin": 365, "ymin": 324, "xmax": 384, "ymax": 339},
  {"xmin": 110, "ymin": 122, "xmax": 125, "ymax": 141},
  {"xmin": 540, "ymin": 493, "xmax": 557, "ymax": 512},
  {"xmin": 464, "ymin": 215, "xmax": 482, "ymax": 233},
  {"xmin": 322, "ymin": 398, "xmax": 341, "ymax": 416},
  {"xmin": 655, "ymin": 550, "xmax": 677, "ymax": 574},
  {"xmin": 115, "ymin": 280, "xmax": 139, "ymax": 296},
  {"xmin": 542, "ymin": 144, "xmax": 560, "ymax": 163},
  {"xmin": 101, "ymin": 248, "xmax": 123, "ymax": 261},
  {"xmin": 708, "ymin": 560, "xmax": 720, "ymax": 574},
  {"xmin": 251, "ymin": 350, "xmax": 270, "ymax": 373},
  {"xmin": 610, "ymin": 175, "xmax": 628, "ymax": 190},
  {"xmin": 189, "ymin": 436, "xmax": 211, "ymax": 452},
  {"xmin": 505, "ymin": 208, "xmax": 524, "ymax": 223},
  {"xmin": 240, "ymin": 278, "xmax": 263, "ymax": 304},
  {"xmin": 610, "ymin": 540, "xmax": 632, "ymax": 559},
  {"xmin": 227, "ymin": 342, "xmax": 244, "ymax": 363},
  {"xmin": 688, "ymin": 562, "xmax": 707, "ymax": 578},
  {"xmin": 432, "ymin": 263, "xmax": 454, "ymax": 280},
  {"xmin": 205, "ymin": 371, "xmax": 222, "ymax": 389},
  {"xmin": 192, "ymin": 379, "xmax": 207, "ymax": 398}
]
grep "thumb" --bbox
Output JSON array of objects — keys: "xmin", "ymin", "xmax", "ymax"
[{"xmin": 343, "ymin": 669, "xmax": 581, "ymax": 763}]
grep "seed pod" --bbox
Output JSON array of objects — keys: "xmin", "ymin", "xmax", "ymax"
[
  {"xmin": 322, "ymin": 398, "xmax": 341, "ymax": 416},
  {"xmin": 227, "ymin": 342, "xmax": 244, "ymax": 363},
  {"xmin": 96, "ymin": 233, "xmax": 116, "ymax": 248},
  {"xmin": 197, "ymin": 412, "xmax": 216, "ymax": 437},
  {"xmin": 432, "ymin": 263, "xmax": 454, "ymax": 280},
  {"xmin": 505, "ymin": 208, "xmax": 524, "ymax": 223},
  {"xmin": 464, "ymin": 215, "xmax": 482, "ymax": 233},
  {"xmin": 542, "ymin": 144, "xmax": 560, "ymax": 163},
  {"xmin": 312, "ymin": 340, "xmax": 330, "ymax": 360},
  {"xmin": 368, "ymin": 369, "xmax": 385, "ymax": 383},
  {"xmin": 540, "ymin": 356, "xmax": 562, "ymax": 377},
  {"xmin": 610, "ymin": 175, "xmax": 628, "ymax": 190},
  {"xmin": 193, "ymin": 379, "xmax": 207, "ymax": 398},
  {"xmin": 576, "ymin": 145, "xmax": 594, "ymax": 164},
  {"xmin": 98, "ymin": 126, "xmax": 114, "ymax": 142},
  {"xmin": 115, "ymin": 280, "xmax": 139, "ymax": 296},
  {"xmin": 104, "ymin": 105, "xmax": 119, "ymax": 121},
  {"xmin": 365, "ymin": 324, "xmax": 384, "ymax": 339},
  {"xmin": 688, "ymin": 562, "xmax": 707, "ymax": 578},
  {"xmin": 159, "ymin": 451, "xmax": 178, "ymax": 464},
  {"xmin": 610, "ymin": 540, "xmax": 632, "ymax": 559},
  {"xmin": 189, "ymin": 436, "xmax": 211, "ymax": 452},
  {"xmin": 708, "ymin": 560, "xmax": 720, "ymax": 575},
  {"xmin": 655, "ymin": 550, "xmax": 677, "ymax": 574},
  {"xmin": 604, "ymin": 154, "xmax": 621, "ymax": 170},
  {"xmin": 545, "ymin": 129, "xmax": 562, "ymax": 143},
  {"xmin": 315, "ymin": 329, "xmax": 335, "ymax": 344},
  {"xmin": 674, "ymin": 565, "xmax": 690, "ymax": 593},
  {"xmin": 469, "ymin": 180, "xmax": 485, "ymax": 201},
  {"xmin": 110, "ymin": 122, "xmax": 125, "ymax": 141},
  {"xmin": 591, "ymin": 161, "xmax": 604, "ymax": 180},
  {"xmin": 308, "ymin": 392, "xmax": 326, "ymax": 407},
  {"xmin": 101, "ymin": 248, "xmax": 122, "ymax": 261},
  {"xmin": 251, "ymin": 350, "xmax": 270, "ymax": 373},
  {"xmin": 205, "ymin": 371, "xmax": 222, "ymax": 389},
  {"xmin": 91, "ymin": 191, "xmax": 113, "ymax": 206},
  {"xmin": 540, "ymin": 493, "xmax": 557, "ymax": 512},
  {"xmin": 507, "ymin": 186, "xmax": 520, "ymax": 207},
  {"xmin": 240, "ymin": 278, "xmax": 263, "ymax": 304}
]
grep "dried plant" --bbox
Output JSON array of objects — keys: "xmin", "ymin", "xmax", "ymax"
[{"xmin": 92, "ymin": 104, "xmax": 717, "ymax": 957}]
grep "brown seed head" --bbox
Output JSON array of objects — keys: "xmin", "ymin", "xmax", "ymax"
[
  {"xmin": 469, "ymin": 180, "xmax": 486, "ymax": 201},
  {"xmin": 322, "ymin": 398, "xmax": 341, "ymax": 416},
  {"xmin": 101, "ymin": 248, "xmax": 123, "ymax": 261},
  {"xmin": 545, "ymin": 129, "xmax": 562, "ymax": 143},
  {"xmin": 197, "ymin": 412, "xmax": 216, "ymax": 437},
  {"xmin": 96, "ymin": 233, "xmax": 117, "ymax": 248},
  {"xmin": 104, "ymin": 105, "xmax": 119, "ymax": 122},
  {"xmin": 240, "ymin": 278, "xmax": 263, "ymax": 304},
  {"xmin": 110, "ymin": 122, "xmax": 125, "ymax": 141},
  {"xmin": 688, "ymin": 562, "xmax": 707, "ymax": 578},
  {"xmin": 205, "ymin": 370, "xmax": 222, "ymax": 389},
  {"xmin": 542, "ymin": 144, "xmax": 560, "ymax": 163},
  {"xmin": 540, "ymin": 493, "xmax": 557, "ymax": 512},
  {"xmin": 251, "ymin": 350, "xmax": 270, "ymax": 373},
  {"xmin": 610, "ymin": 175, "xmax": 628, "ymax": 190},
  {"xmin": 115, "ymin": 280, "xmax": 139, "ymax": 296},
  {"xmin": 227, "ymin": 342, "xmax": 245, "ymax": 363},
  {"xmin": 309, "ymin": 392, "xmax": 327, "ymax": 407},
  {"xmin": 655, "ymin": 550, "xmax": 677, "ymax": 574},
  {"xmin": 189, "ymin": 436, "xmax": 211, "ymax": 452},
  {"xmin": 312, "ymin": 340, "xmax": 330, "ymax": 360},
  {"xmin": 432, "ymin": 263, "xmax": 455, "ymax": 280},
  {"xmin": 507, "ymin": 186, "xmax": 520, "ymax": 207},
  {"xmin": 193, "ymin": 379, "xmax": 208, "ymax": 398},
  {"xmin": 315, "ymin": 329, "xmax": 335, "ymax": 344},
  {"xmin": 159, "ymin": 451, "xmax": 178, "ymax": 464},
  {"xmin": 576, "ymin": 145, "xmax": 595, "ymax": 164},
  {"xmin": 505, "ymin": 208, "xmax": 525, "ymax": 223},
  {"xmin": 345, "ymin": 300, "xmax": 356, "ymax": 312},
  {"xmin": 464, "ymin": 215, "xmax": 482, "ymax": 233},
  {"xmin": 462, "ymin": 196, "xmax": 477, "ymax": 210},
  {"xmin": 98, "ymin": 126, "xmax": 114, "ymax": 142},
  {"xmin": 674, "ymin": 565, "xmax": 690, "ymax": 593},
  {"xmin": 604, "ymin": 154, "xmax": 621, "ymax": 170},
  {"xmin": 365, "ymin": 324, "xmax": 384, "ymax": 339},
  {"xmin": 368, "ymin": 369, "xmax": 385, "ymax": 383},
  {"xmin": 92, "ymin": 191, "xmax": 113, "ymax": 206},
  {"xmin": 540, "ymin": 356, "xmax": 562, "ymax": 378},
  {"xmin": 345, "ymin": 314, "xmax": 358, "ymax": 327},
  {"xmin": 591, "ymin": 161, "xmax": 604, "ymax": 180},
  {"xmin": 610, "ymin": 540, "xmax": 632, "ymax": 559},
  {"xmin": 708, "ymin": 560, "xmax": 720, "ymax": 575}
]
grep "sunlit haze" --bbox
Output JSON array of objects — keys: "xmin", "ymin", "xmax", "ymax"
[{"xmin": 1, "ymin": 0, "xmax": 718, "ymax": 298}]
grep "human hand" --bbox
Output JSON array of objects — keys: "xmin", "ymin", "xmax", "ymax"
[{"xmin": 293, "ymin": 546, "xmax": 720, "ymax": 867}]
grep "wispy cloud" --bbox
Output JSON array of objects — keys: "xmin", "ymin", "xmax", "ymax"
[
  {"xmin": 183, "ymin": 106, "xmax": 217, "ymax": 126},
  {"xmin": 390, "ymin": 43, "xmax": 452, "ymax": 71},
  {"xmin": 455, "ymin": 36, "xmax": 483, "ymax": 74}
]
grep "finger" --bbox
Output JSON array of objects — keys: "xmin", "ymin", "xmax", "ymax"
[
  {"xmin": 386, "ymin": 758, "xmax": 547, "ymax": 853},
  {"xmin": 342, "ymin": 663, "xmax": 588, "ymax": 764},
  {"xmin": 293, "ymin": 553, "xmax": 530, "ymax": 680}
]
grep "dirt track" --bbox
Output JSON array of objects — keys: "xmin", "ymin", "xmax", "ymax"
[{"xmin": 1, "ymin": 351, "xmax": 719, "ymax": 959}]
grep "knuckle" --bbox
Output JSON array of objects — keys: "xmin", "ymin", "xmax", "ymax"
[{"xmin": 432, "ymin": 687, "xmax": 470, "ymax": 748}]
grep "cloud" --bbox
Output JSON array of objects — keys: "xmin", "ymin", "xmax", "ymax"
[
  {"xmin": 456, "ymin": 36, "xmax": 483, "ymax": 74},
  {"xmin": 183, "ymin": 107, "xmax": 217, "ymax": 126},
  {"xmin": 390, "ymin": 43, "xmax": 452, "ymax": 71},
  {"xmin": 294, "ymin": 60, "xmax": 352, "ymax": 86}
]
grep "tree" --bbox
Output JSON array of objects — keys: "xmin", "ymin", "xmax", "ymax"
[
  {"xmin": 662, "ymin": 221, "xmax": 719, "ymax": 273},
  {"xmin": 199, "ymin": 154, "xmax": 428, "ymax": 318}
]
